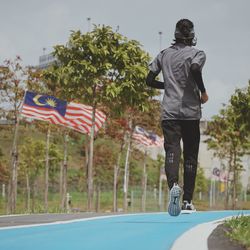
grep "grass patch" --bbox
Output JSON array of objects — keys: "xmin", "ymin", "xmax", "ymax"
[{"xmin": 224, "ymin": 215, "xmax": 250, "ymax": 249}]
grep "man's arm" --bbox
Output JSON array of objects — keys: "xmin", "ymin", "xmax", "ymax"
[
  {"xmin": 190, "ymin": 63, "xmax": 208, "ymax": 104},
  {"xmin": 146, "ymin": 71, "xmax": 164, "ymax": 89}
]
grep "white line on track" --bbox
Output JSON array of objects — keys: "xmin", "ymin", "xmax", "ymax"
[{"xmin": 0, "ymin": 212, "xmax": 166, "ymax": 230}]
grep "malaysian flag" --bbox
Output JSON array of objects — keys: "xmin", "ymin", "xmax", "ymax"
[
  {"xmin": 132, "ymin": 126, "xmax": 163, "ymax": 147},
  {"xmin": 21, "ymin": 91, "xmax": 106, "ymax": 134}
]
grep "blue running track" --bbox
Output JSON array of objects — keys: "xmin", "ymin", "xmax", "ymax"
[{"xmin": 0, "ymin": 210, "xmax": 249, "ymax": 250}]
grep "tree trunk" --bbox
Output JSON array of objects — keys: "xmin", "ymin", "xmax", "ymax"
[
  {"xmin": 123, "ymin": 119, "xmax": 133, "ymax": 212},
  {"xmin": 88, "ymin": 89, "xmax": 97, "ymax": 212},
  {"xmin": 232, "ymin": 168, "xmax": 237, "ymax": 210},
  {"xmin": 59, "ymin": 162, "xmax": 63, "ymax": 200},
  {"xmin": 232, "ymin": 150, "xmax": 237, "ymax": 210},
  {"xmin": 159, "ymin": 174, "xmax": 163, "ymax": 210},
  {"xmin": 113, "ymin": 163, "xmax": 119, "ymax": 212},
  {"xmin": 88, "ymin": 118, "xmax": 95, "ymax": 211},
  {"xmin": 85, "ymin": 135, "xmax": 89, "ymax": 190},
  {"xmin": 123, "ymin": 140, "xmax": 130, "ymax": 212},
  {"xmin": 95, "ymin": 184, "xmax": 101, "ymax": 212},
  {"xmin": 31, "ymin": 181, "xmax": 36, "ymax": 213},
  {"xmin": 225, "ymin": 152, "xmax": 233, "ymax": 209},
  {"xmin": 141, "ymin": 149, "xmax": 147, "ymax": 212},
  {"xmin": 25, "ymin": 173, "xmax": 30, "ymax": 213},
  {"xmin": 225, "ymin": 177, "xmax": 229, "ymax": 210},
  {"xmin": 8, "ymin": 115, "xmax": 19, "ymax": 214},
  {"xmin": 61, "ymin": 132, "xmax": 68, "ymax": 210},
  {"xmin": 44, "ymin": 126, "xmax": 50, "ymax": 213},
  {"xmin": 113, "ymin": 140, "xmax": 124, "ymax": 212}
]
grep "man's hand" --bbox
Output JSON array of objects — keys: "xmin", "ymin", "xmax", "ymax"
[{"xmin": 201, "ymin": 92, "xmax": 209, "ymax": 104}]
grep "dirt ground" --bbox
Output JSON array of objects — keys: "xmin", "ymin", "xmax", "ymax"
[{"xmin": 208, "ymin": 223, "xmax": 247, "ymax": 250}]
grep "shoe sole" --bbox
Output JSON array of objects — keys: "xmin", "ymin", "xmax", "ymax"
[
  {"xmin": 181, "ymin": 209, "xmax": 196, "ymax": 214},
  {"xmin": 168, "ymin": 186, "xmax": 181, "ymax": 216}
]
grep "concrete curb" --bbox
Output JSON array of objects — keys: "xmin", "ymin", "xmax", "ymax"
[{"xmin": 170, "ymin": 216, "xmax": 233, "ymax": 250}]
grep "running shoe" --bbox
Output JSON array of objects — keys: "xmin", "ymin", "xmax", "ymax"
[
  {"xmin": 181, "ymin": 200, "xmax": 196, "ymax": 214},
  {"xmin": 168, "ymin": 183, "xmax": 182, "ymax": 216}
]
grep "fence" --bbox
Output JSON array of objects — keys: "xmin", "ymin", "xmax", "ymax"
[{"xmin": 0, "ymin": 183, "xmax": 249, "ymax": 214}]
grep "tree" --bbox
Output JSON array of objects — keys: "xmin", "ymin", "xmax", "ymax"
[
  {"xmin": 0, "ymin": 147, "xmax": 9, "ymax": 186},
  {"xmin": 44, "ymin": 25, "xmax": 158, "ymax": 211},
  {"xmin": 205, "ymin": 83, "xmax": 250, "ymax": 209},
  {"xmin": 0, "ymin": 56, "xmax": 26, "ymax": 213},
  {"xmin": 19, "ymin": 138, "xmax": 62, "ymax": 212},
  {"xmin": 194, "ymin": 167, "xmax": 208, "ymax": 199},
  {"xmin": 120, "ymin": 99, "xmax": 161, "ymax": 212},
  {"xmin": 19, "ymin": 138, "xmax": 45, "ymax": 212},
  {"xmin": 92, "ymin": 139, "xmax": 117, "ymax": 211},
  {"xmin": 48, "ymin": 142, "xmax": 63, "ymax": 192},
  {"xmin": 230, "ymin": 81, "xmax": 250, "ymax": 139},
  {"xmin": 104, "ymin": 99, "xmax": 161, "ymax": 212},
  {"xmin": 104, "ymin": 117, "xmax": 128, "ymax": 211},
  {"xmin": 26, "ymin": 65, "xmax": 68, "ymax": 212}
]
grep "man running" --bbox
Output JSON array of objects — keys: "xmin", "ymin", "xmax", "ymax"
[{"xmin": 146, "ymin": 19, "xmax": 208, "ymax": 216}]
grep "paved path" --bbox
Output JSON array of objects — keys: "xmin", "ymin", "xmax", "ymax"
[{"xmin": 0, "ymin": 210, "xmax": 249, "ymax": 250}]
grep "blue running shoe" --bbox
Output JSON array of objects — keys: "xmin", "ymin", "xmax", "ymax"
[{"xmin": 168, "ymin": 183, "xmax": 181, "ymax": 216}]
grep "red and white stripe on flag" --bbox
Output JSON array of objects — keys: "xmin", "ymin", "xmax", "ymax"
[
  {"xmin": 132, "ymin": 133, "xmax": 153, "ymax": 146},
  {"xmin": 132, "ymin": 126, "xmax": 163, "ymax": 147},
  {"xmin": 21, "ymin": 102, "xmax": 106, "ymax": 134},
  {"xmin": 152, "ymin": 136, "xmax": 164, "ymax": 147}
]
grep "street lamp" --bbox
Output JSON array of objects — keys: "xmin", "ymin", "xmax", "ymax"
[
  {"xmin": 158, "ymin": 31, "xmax": 163, "ymax": 86},
  {"xmin": 158, "ymin": 31, "xmax": 163, "ymax": 51},
  {"xmin": 87, "ymin": 17, "xmax": 91, "ymax": 32}
]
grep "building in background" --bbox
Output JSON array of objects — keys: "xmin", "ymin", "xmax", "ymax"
[{"xmin": 38, "ymin": 53, "xmax": 56, "ymax": 69}]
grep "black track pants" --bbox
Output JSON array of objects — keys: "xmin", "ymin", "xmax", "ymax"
[{"xmin": 161, "ymin": 120, "xmax": 200, "ymax": 202}]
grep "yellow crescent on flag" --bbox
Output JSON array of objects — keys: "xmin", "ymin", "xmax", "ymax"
[{"xmin": 33, "ymin": 95, "xmax": 46, "ymax": 106}]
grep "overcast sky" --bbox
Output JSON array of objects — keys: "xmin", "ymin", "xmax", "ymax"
[{"xmin": 0, "ymin": 0, "xmax": 249, "ymax": 119}]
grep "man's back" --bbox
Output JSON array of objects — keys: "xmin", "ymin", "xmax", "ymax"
[{"xmin": 149, "ymin": 43, "xmax": 206, "ymax": 120}]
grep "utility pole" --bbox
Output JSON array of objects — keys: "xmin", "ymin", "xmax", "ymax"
[{"xmin": 87, "ymin": 17, "xmax": 91, "ymax": 32}]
